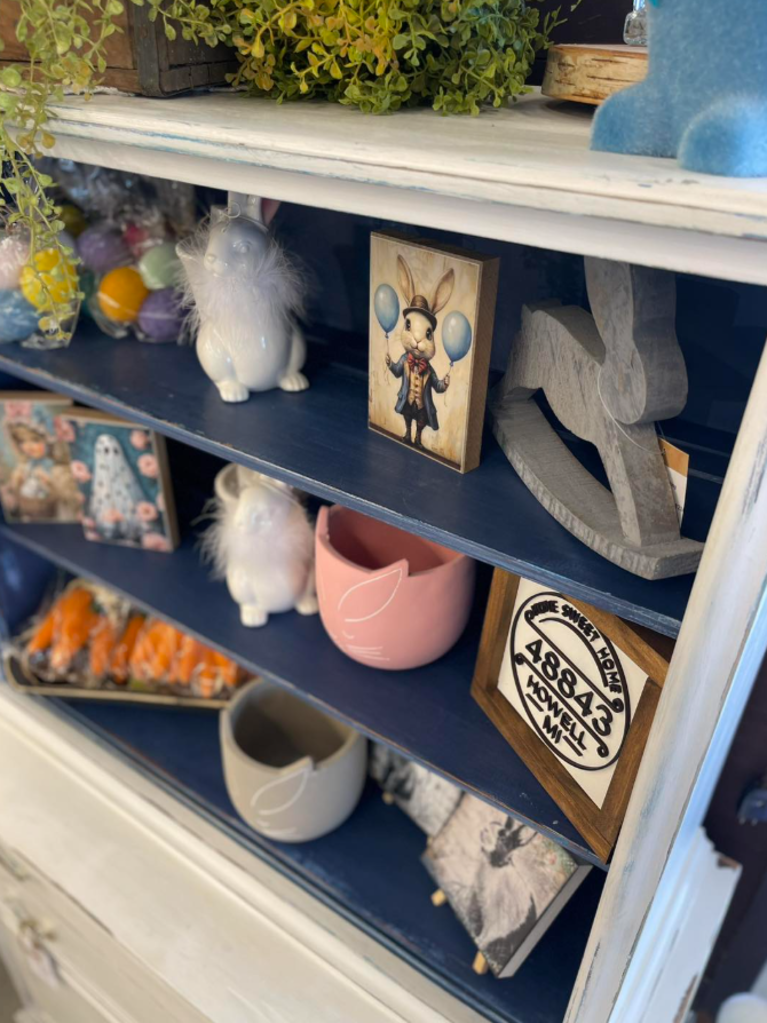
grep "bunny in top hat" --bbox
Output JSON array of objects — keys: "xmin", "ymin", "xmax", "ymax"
[{"xmin": 385, "ymin": 255, "xmax": 454, "ymax": 450}]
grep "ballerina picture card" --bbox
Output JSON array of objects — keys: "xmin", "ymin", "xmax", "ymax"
[{"xmin": 62, "ymin": 409, "xmax": 179, "ymax": 553}]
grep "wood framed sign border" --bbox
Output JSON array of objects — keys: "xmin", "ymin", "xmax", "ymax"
[{"xmin": 471, "ymin": 569, "xmax": 672, "ymax": 862}]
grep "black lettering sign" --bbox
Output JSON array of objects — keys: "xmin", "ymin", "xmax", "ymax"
[{"xmin": 511, "ymin": 591, "xmax": 632, "ymax": 772}]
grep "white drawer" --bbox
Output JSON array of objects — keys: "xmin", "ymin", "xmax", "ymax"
[{"xmin": 0, "ymin": 843, "xmax": 206, "ymax": 1023}]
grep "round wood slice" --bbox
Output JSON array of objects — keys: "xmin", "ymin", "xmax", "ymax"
[{"xmin": 542, "ymin": 43, "xmax": 648, "ymax": 106}]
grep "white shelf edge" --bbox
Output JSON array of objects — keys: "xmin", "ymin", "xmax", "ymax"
[{"xmin": 47, "ymin": 91, "xmax": 767, "ymax": 285}]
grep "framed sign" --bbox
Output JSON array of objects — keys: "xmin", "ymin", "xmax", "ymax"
[{"xmin": 471, "ymin": 570, "xmax": 673, "ymax": 860}]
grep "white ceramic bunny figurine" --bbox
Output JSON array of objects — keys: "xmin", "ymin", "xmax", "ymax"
[
  {"xmin": 203, "ymin": 464, "xmax": 318, "ymax": 627},
  {"xmin": 178, "ymin": 193, "xmax": 309, "ymax": 403}
]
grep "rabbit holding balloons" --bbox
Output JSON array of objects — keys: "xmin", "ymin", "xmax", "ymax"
[
  {"xmin": 383, "ymin": 255, "xmax": 457, "ymax": 450},
  {"xmin": 371, "ymin": 235, "xmax": 494, "ymax": 473}
]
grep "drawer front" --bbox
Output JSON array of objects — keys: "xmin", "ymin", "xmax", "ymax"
[
  {"xmin": 0, "ymin": 845, "xmax": 205, "ymax": 1023},
  {"xmin": 0, "ymin": 911, "xmax": 116, "ymax": 1023}
]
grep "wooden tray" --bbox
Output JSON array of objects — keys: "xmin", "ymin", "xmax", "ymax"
[
  {"xmin": 3, "ymin": 648, "xmax": 237, "ymax": 709},
  {"xmin": 542, "ymin": 44, "xmax": 648, "ymax": 106}
]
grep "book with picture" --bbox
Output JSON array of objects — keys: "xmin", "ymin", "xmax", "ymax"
[
  {"xmin": 423, "ymin": 793, "xmax": 591, "ymax": 978},
  {"xmin": 63, "ymin": 409, "xmax": 179, "ymax": 552}
]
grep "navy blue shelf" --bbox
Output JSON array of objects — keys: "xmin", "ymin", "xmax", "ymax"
[
  {"xmin": 0, "ymin": 522, "xmax": 606, "ymax": 868},
  {"xmin": 0, "ymin": 322, "xmax": 708, "ymax": 636},
  {"xmin": 51, "ymin": 698, "xmax": 604, "ymax": 1023}
]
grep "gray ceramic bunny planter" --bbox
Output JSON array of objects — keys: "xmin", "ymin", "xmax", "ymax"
[{"xmin": 178, "ymin": 193, "xmax": 309, "ymax": 403}]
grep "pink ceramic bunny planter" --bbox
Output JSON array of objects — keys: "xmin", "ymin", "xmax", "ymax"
[{"xmin": 315, "ymin": 506, "xmax": 475, "ymax": 670}]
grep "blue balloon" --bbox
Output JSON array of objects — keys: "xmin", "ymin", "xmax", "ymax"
[
  {"xmin": 442, "ymin": 310, "xmax": 473, "ymax": 364},
  {"xmin": 374, "ymin": 283, "xmax": 400, "ymax": 335},
  {"xmin": 0, "ymin": 289, "xmax": 40, "ymax": 344}
]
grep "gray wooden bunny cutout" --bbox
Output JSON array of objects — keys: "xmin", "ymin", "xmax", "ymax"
[{"xmin": 492, "ymin": 258, "xmax": 704, "ymax": 580}]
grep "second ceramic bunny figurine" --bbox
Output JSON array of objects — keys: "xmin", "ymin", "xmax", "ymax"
[
  {"xmin": 202, "ymin": 464, "xmax": 318, "ymax": 627},
  {"xmin": 178, "ymin": 194, "xmax": 309, "ymax": 402}
]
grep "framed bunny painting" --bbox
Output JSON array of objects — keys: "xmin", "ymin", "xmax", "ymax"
[
  {"xmin": 369, "ymin": 232, "xmax": 499, "ymax": 473},
  {"xmin": 63, "ymin": 409, "xmax": 179, "ymax": 553}
]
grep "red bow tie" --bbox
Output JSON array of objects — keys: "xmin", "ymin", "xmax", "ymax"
[{"xmin": 407, "ymin": 353, "xmax": 429, "ymax": 375}]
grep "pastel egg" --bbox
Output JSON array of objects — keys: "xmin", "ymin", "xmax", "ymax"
[
  {"xmin": 137, "ymin": 288, "xmax": 184, "ymax": 343},
  {"xmin": 0, "ymin": 235, "xmax": 30, "ymax": 290},
  {"xmin": 138, "ymin": 242, "xmax": 181, "ymax": 291},
  {"xmin": 77, "ymin": 225, "xmax": 131, "ymax": 275},
  {"xmin": 59, "ymin": 204, "xmax": 88, "ymax": 238},
  {"xmin": 0, "ymin": 290, "xmax": 40, "ymax": 343},
  {"xmin": 98, "ymin": 266, "xmax": 149, "ymax": 324},
  {"xmin": 20, "ymin": 248, "xmax": 79, "ymax": 311}
]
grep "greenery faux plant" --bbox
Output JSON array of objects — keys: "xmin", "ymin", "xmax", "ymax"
[
  {"xmin": 0, "ymin": 0, "xmax": 564, "ymax": 338},
  {"xmin": 159, "ymin": 0, "xmax": 564, "ymax": 114}
]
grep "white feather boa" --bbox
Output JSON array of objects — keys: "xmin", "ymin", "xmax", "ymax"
[{"xmin": 177, "ymin": 217, "xmax": 305, "ymax": 344}]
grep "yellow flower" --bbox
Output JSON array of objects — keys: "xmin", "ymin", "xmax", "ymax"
[{"xmin": 20, "ymin": 248, "xmax": 78, "ymax": 311}]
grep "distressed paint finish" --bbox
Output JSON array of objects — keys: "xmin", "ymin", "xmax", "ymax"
[
  {"xmin": 0, "ymin": 687, "xmax": 468, "ymax": 1023},
  {"xmin": 566, "ymin": 339, "xmax": 767, "ymax": 1022},
  {"xmin": 43, "ymin": 92, "xmax": 767, "ymax": 286}
]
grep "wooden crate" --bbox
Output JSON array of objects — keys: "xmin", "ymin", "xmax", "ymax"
[{"xmin": 0, "ymin": 0, "xmax": 237, "ymax": 97}]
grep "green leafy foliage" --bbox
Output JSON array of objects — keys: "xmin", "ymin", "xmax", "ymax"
[
  {"xmin": 154, "ymin": 0, "xmax": 563, "ymax": 114},
  {"xmin": 0, "ymin": 0, "xmax": 127, "ymax": 341}
]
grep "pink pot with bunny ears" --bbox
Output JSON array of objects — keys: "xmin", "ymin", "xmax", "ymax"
[{"xmin": 315, "ymin": 505, "xmax": 476, "ymax": 670}]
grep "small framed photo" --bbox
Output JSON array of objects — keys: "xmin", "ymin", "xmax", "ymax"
[
  {"xmin": 369, "ymin": 231, "xmax": 499, "ymax": 474},
  {"xmin": 63, "ymin": 409, "xmax": 179, "ymax": 553},
  {"xmin": 471, "ymin": 570, "xmax": 672, "ymax": 861},
  {"xmin": 423, "ymin": 794, "xmax": 590, "ymax": 978},
  {"xmin": 0, "ymin": 391, "xmax": 81, "ymax": 524}
]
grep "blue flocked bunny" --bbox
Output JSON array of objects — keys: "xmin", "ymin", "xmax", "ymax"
[{"xmin": 592, "ymin": 0, "xmax": 767, "ymax": 177}]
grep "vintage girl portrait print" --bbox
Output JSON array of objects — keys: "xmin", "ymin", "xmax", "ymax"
[
  {"xmin": 0, "ymin": 394, "xmax": 81, "ymax": 524},
  {"xmin": 369, "ymin": 233, "xmax": 493, "ymax": 472},
  {"xmin": 497, "ymin": 576, "xmax": 650, "ymax": 809}
]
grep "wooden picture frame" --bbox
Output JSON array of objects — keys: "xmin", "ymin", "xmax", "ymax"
[
  {"xmin": 471, "ymin": 569, "xmax": 673, "ymax": 861},
  {"xmin": 368, "ymin": 231, "xmax": 499, "ymax": 474}
]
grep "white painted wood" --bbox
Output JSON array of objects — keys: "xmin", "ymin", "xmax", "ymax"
[
  {"xmin": 567, "ymin": 335, "xmax": 767, "ymax": 1022},
  {"xmin": 615, "ymin": 831, "xmax": 739, "ymax": 1023},
  {"xmin": 44, "ymin": 92, "xmax": 767, "ymax": 286},
  {"xmin": 0, "ymin": 842, "xmax": 207, "ymax": 1023},
  {"xmin": 0, "ymin": 684, "xmax": 484, "ymax": 1023}
]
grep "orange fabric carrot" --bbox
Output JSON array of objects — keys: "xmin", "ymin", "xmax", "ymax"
[
  {"xmin": 170, "ymin": 634, "xmax": 205, "ymax": 686},
  {"xmin": 147, "ymin": 623, "xmax": 181, "ymax": 681},
  {"xmin": 89, "ymin": 617, "xmax": 117, "ymax": 680},
  {"xmin": 212, "ymin": 651, "xmax": 240, "ymax": 689},
  {"xmin": 27, "ymin": 607, "xmax": 57, "ymax": 656},
  {"xmin": 49, "ymin": 587, "xmax": 97, "ymax": 674},
  {"xmin": 110, "ymin": 614, "xmax": 145, "ymax": 684},
  {"xmin": 130, "ymin": 619, "xmax": 181, "ymax": 682}
]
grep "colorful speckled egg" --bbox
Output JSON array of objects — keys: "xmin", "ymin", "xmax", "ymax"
[
  {"xmin": 138, "ymin": 242, "xmax": 181, "ymax": 291},
  {"xmin": 0, "ymin": 235, "xmax": 30, "ymax": 290},
  {"xmin": 0, "ymin": 289, "xmax": 40, "ymax": 343},
  {"xmin": 77, "ymin": 225, "xmax": 131, "ymax": 275},
  {"xmin": 137, "ymin": 288, "xmax": 184, "ymax": 343},
  {"xmin": 98, "ymin": 266, "xmax": 149, "ymax": 324},
  {"xmin": 59, "ymin": 204, "xmax": 88, "ymax": 239},
  {"xmin": 20, "ymin": 248, "xmax": 79, "ymax": 311}
]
